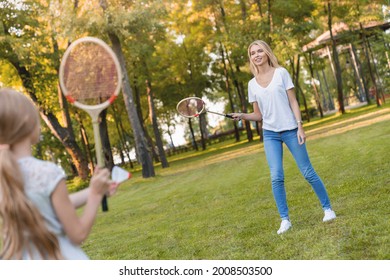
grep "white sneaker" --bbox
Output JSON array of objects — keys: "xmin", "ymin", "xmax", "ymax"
[
  {"xmin": 323, "ymin": 209, "xmax": 336, "ymax": 222},
  {"xmin": 277, "ymin": 219, "xmax": 292, "ymax": 235}
]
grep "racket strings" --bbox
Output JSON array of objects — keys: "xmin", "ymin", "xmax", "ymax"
[{"xmin": 62, "ymin": 42, "xmax": 119, "ymax": 105}]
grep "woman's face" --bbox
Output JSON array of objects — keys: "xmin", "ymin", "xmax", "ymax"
[{"xmin": 249, "ymin": 44, "xmax": 269, "ymax": 67}]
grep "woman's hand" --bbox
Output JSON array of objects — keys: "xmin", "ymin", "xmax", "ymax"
[
  {"xmin": 297, "ymin": 126, "xmax": 306, "ymax": 145},
  {"xmin": 230, "ymin": 113, "xmax": 243, "ymax": 121}
]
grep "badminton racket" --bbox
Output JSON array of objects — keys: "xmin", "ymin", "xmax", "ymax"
[
  {"xmin": 176, "ymin": 97, "xmax": 233, "ymax": 119},
  {"xmin": 59, "ymin": 36, "xmax": 122, "ymax": 212}
]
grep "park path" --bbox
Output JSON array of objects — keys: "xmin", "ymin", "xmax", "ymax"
[{"xmin": 306, "ymin": 107, "xmax": 390, "ymax": 140}]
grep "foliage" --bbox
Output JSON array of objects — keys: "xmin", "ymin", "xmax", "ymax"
[{"xmin": 66, "ymin": 176, "xmax": 89, "ymax": 193}]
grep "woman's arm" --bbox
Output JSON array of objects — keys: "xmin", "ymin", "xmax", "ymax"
[
  {"xmin": 231, "ymin": 102, "xmax": 262, "ymax": 122},
  {"xmin": 287, "ymin": 88, "xmax": 306, "ymax": 145}
]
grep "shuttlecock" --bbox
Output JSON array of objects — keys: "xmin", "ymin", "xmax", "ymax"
[{"xmin": 112, "ymin": 166, "xmax": 131, "ymax": 184}]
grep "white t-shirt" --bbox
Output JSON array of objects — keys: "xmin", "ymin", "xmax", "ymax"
[{"xmin": 248, "ymin": 67, "xmax": 297, "ymax": 132}]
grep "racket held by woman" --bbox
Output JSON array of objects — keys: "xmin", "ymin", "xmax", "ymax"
[{"xmin": 176, "ymin": 97, "xmax": 233, "ymax": 119}]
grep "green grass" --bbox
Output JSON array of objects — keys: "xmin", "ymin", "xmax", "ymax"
[{"xmin": 82, "ymin": 104, "xmax": 390, "ymax": 260}]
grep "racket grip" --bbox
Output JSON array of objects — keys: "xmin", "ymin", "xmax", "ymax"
[
  {"xmin": 102, "ymin": 195, "xmax": 108, "ymax": 212},
  {"xmin": 225, "ymin": 114, "xmax": 234, "ymax": 119}
]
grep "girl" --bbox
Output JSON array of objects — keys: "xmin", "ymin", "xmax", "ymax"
[
  {"xmin": 0, "ymin": 88, "xmax": 118, "ymax": 259},
  {"xmin": 231, "ymin": 40, "xmax": 336, "ymax": 234}
]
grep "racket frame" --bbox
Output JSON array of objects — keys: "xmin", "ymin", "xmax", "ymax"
[{"xmin": 176, "ymin": 96, "xmax": 206, "ymax": 118}]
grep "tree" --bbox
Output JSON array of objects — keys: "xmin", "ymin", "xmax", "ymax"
[
  {"xmin": 2, "ymin": 0, "xmax": 388, "ymax": 169},
  {"xmin": 0, "ymin": 0, "xmax": 90, "ymax": 178},
  {"xmin": 146, "ymin": 78, "xmax": 169, "ymax": 168},
  {"xmin": 99, "ymin": 0, "xmax": 155, "ymax": 177}
]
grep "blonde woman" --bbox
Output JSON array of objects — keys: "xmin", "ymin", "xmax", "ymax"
[
  {"xmin": 231, "ymin": 41, "xmax": 336, "ymax": 234},
  {"xmin": 0, "ymin": 88, "xmax": 118, "ymax": 259}
]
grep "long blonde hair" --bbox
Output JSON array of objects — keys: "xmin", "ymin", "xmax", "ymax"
[
  {"xmin": 247, "ymin": 40, "xmax": 280, "ymax": 76},
  {"xmin": 0, "ymin": 88, "xmax": 62, "ymax": 259}
]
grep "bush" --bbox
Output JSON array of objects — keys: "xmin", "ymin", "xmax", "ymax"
[
  {"xmin": 302, "ymin": 107, "xmax": 318, "ymax": 120},
  {"xmin": 67, "ymin": 176, "xmax": 89, "ymax": 193}
]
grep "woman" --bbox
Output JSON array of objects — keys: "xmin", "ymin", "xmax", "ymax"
[
  {"xmin": 231, "ymin": 40, "xmax": 336, "ymax": 234},
  {"xmin": 0, "ymin": 88, "xmax": 118, "ymax": 259}
]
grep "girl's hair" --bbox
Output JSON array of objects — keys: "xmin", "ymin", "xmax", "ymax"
[
  {"xmin": 247, "ymin": 40, "xmax": 280, "ymax": 76},
  {"xmin": 0, "ymin": 88, "xmax": 62, "ymax": 259}
]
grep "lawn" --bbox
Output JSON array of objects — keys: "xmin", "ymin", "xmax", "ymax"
[{"xmin": 82, "ymin": 104, "xmax": 390, "ymax": 260}]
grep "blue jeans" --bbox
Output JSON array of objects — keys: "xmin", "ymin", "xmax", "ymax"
[{"xmin": 263, "ymin": 128, "xmax": 332, "ymax": 220}]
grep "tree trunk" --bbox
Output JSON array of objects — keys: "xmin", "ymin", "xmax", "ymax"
[
  {"xmin": 100, "ymin": 0, "xmax": 154, "ymax": 177},
  {"xmin": 223, "ymin": 43, "xmax": 253, "ymax": 142},
  {"xmin": 146, "ymin": 79, "xmax": 169, "ymax": 168},
  {"xmin": 307, "ymin": 52, "xmax": 323, "ymax": 118},
  {"xmin": 360, "ymin": 22, "xmax": 380, "ymax": 106},
  {"xmin": 199, "ymin": 114, "xmax": 207, "ymax": 151},
  {"xmin": 44, "ymin": 117, "xmax": 89, "ymax": 179},
  {"xmin": 132, "ymin": 68, "xmax": 160, "ymax": 163},
  {"xmin": 107, "ymin": 33, "xmax": 155, "ymax": 177},
  {"xmin": 167, "ymin": 128, "xmax": 176, "ymax": 151},
  {"xmin": 267, "ymin": 0, "xmax": 273, "ymax": 41},
  {"xmin": 182, "ymin": 41, "xmax": 207, "ymax": 150},
  {"xmin": 111, "ymin": 103, "xmax": 133, "ymax": 168},
  {"xmin": 118, "ymin": 115, "xmax": 134, "ymax": 168},
  {"xmin": 321, "ymin": 68, "xmax": 335, "ymax": 111},
  {"xmin": 220, "ymin": 43, "xmax": 240, "ymax": 142},
  {"xmin": 217, "ymin": 5, "xmax": 252, "ymax": 141},
  {"xmin": 327, "ymin": 1, "xmax": 344, "ymax": 113},
  {"xmin": 239, "ymin": 0, "xmax": 247, "ymax": 20},
  {"xmin": 366, "ymin": 39, "xmax": 385, "ymax": 104},
  {"xmin": 237, "ymin": 79, "xmax": 253, "ymax": 142},
  {"xmin": 255, "ymin": 120, "xmax": 263, "ymax": 142},
  {"xmin": 75, "ymin": 112, "xmax": 94, "ymax": 174},
  {"xmin": 188, "ymin": 118, "xmax": 198, "ymax": 151},
  {"xmin": 57, "ymin": 84, "xmax": 75, "ymax": 139},
  {"xmin": 297, "ymin": 84, "xmax": 310, "ymax": 122},
  {"xmin": 316, "ymin": 70, "xmax": 328, "ymax": 111},
  {"xmin": 10, "ymin": 60, "xmax": 89, "ymax": 179},
  {"xmin": 99, "ymin": 109, "xmax": 114, "ymax": 170},
  {"xmin": 254, "ymin": 0, "xmax": 263, "ymax": 17},
  {"xmin": 350, "ymin": 43, "xmax": 370, "ymax": 103},
  {"xmin": 291, "ymin": 55, "xmax": 311, "ymax": 121}
]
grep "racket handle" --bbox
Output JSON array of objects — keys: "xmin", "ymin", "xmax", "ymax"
[
  {"xmin": 102, "ymin": 195, "xmax": 108, "ymax": 212},
  {"xmin": 225, "ymin": 114, "xmax": 234, "ymax": 119}
]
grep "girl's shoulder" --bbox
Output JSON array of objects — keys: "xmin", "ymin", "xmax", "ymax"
[
  {"xmin": 19, "ymin": 156, "xmax": 61, "ymax": 171},
  {"xmin": 19, "ymin": 157, "xmax": 66, "ymax": 192}
]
